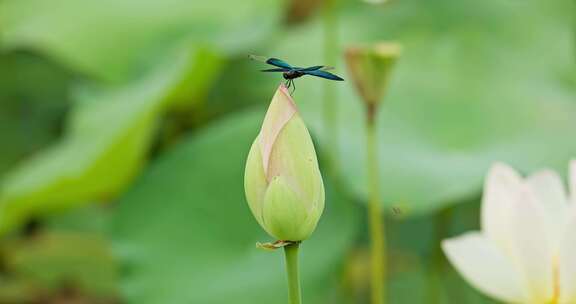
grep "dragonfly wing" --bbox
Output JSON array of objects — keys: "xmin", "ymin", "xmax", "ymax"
[
  {"xmin": 248, "ymin": 54, "xmax": 268, "ymax": 62},
  {"xmin": 302, "ymin": 69, "xmax": 344, "ymax": 81},
  {"xmin": 250, "ymin": 55, "xmax": 294, "ymax": 70},
  {"xmin": 266, "ymin": 58, "xmax": 293, "ymax": 69},
  {"xmin": 297, "ymin": 65, "xmax": 324, "ymax": 71},
  {"xmin": 261, "ymin": 68, "xmax": 289, "ymax": 72},
  {"xmin": 298, "ymin": 66, "xmax": 336, "ymax": 71}
]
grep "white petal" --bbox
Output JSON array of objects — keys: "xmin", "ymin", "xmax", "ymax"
[
  {"xmin": 507, "ymin": 186, "xmax": 556, "ymax": 303},
  {"xmin": 481, "ymin": 163, "xmax": 523, "ymax": 251},
  {"xmin": 559, "ymin": 211, "xmax": 576, "ymax": 304},
  {"xmin": 526, "ymin": 169, "xmax": 569, "ymax": 243},
  {"xmin": 442, "ymin": 232, "xmax": 527, "ymax": 303}
]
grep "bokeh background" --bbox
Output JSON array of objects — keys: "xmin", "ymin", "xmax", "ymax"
[{"xmin": 0, "ymin": 0, "xmax": 575, "ymax": 303}]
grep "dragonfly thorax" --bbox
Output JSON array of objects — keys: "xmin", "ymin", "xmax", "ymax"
[{"xmin": 283, "ymin": 70, "xmax": 303, "ymax": 80}]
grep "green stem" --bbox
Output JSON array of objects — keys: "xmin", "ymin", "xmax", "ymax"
[
  {"xmin": 427, "ymin": 206, "xmax": 453, "ymax": 304},
  {"xmin": 323, "ymin": 0, "xmax": 339, "ymax": 170},
  {"xmin": 366, "ymin": 116, "xmax": 386, "ymax": 304},
  {"xmin": 284, "ymin": 243, "xmax": 302, "ymax": 304},
  {"xmin": 573, "ymin": 0, "xmax": 576, "ymax": 64}
]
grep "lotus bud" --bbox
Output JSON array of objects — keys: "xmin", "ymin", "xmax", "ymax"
[
  {"xmin": 244, "ymin": 84, "xmax": 325, "ymax": 242},
  {"xmin": 345, "ymin": 42, "xmax": 402, "ymax": 119}
]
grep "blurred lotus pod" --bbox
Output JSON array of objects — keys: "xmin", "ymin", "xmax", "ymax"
[
  {"xmin": 244, "ymin": 85, "xmax": 325, "ymax": 242},
  {"xmin": 345, "ymin": 42, "xmax": 402, "ymax": 110},
  {"xmin": 285, "ymin": 0, "xmax": 323, "ymax": 24}
]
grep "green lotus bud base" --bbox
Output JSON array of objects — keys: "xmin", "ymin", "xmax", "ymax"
[{"xmin": 256, "ymin": 240, "xmax": 300, "ymax": 251}]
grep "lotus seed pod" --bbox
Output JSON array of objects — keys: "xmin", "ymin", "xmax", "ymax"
[{"xmin": 345, "ymin": 42, "xmax": 402, "ymax": 110}]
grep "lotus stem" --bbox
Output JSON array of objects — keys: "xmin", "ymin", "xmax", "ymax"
[
  {"xmin": 284, "ymin": 242, "xmax": 302, "ymax": 304},
  {"xmin": 428, "ymin": 206, "xmax": 453, "ymax": 304},
  {"xmin": 573, "ymin": 0, "xmax": 576, "ymax": 63},
  {"xmin": 366, "ymin": 113, "xmax": 386, "ymax": 304},
  {"xmin": 323, "ymin": 0, "xmax": 339, "ymax": 169}
]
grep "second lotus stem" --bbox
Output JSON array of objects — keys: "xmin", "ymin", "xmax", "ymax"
[
  {"xmin": 366, "ymin": 109, "xmax": 386, "ymax": 304},
  {"xmin": 323, "ymin": 0, "xmax": 339, "ymax": 169}
]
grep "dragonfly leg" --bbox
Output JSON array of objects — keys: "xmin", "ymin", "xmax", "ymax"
[{"xmin": 292, "ymin": 80, "xmax": 296, "ymax": 95}]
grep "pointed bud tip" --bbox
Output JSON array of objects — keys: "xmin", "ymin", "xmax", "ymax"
[
  {"xmin": 276, "ymin": 83, "xmax": 299, "ymax": 114},
  {"xmin": 279, "ymin": 83, "xmax": 290, "ymax": 94},
  {"xmin": 258, "ymin": 84, "xmax": 299, "ymax": 180}
]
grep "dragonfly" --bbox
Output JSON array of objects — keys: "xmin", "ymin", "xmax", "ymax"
[{"xmin": 249, "ymin": 55, "xmax": 344, "ymax": 94}]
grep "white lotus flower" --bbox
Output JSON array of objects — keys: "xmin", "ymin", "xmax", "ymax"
[{"xmin": 442, "ymin": 161, "xmax": 576, "ymax": 304}]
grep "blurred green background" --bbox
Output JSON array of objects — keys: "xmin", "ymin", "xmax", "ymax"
[{"xmin": 0, "ymin": 0, "xmax": 574, "ymax": 303}]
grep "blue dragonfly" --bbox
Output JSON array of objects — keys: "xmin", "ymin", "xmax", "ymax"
[{"xmin": 250, "ymin": 55, "xmax": 344, "ymax": 94}]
